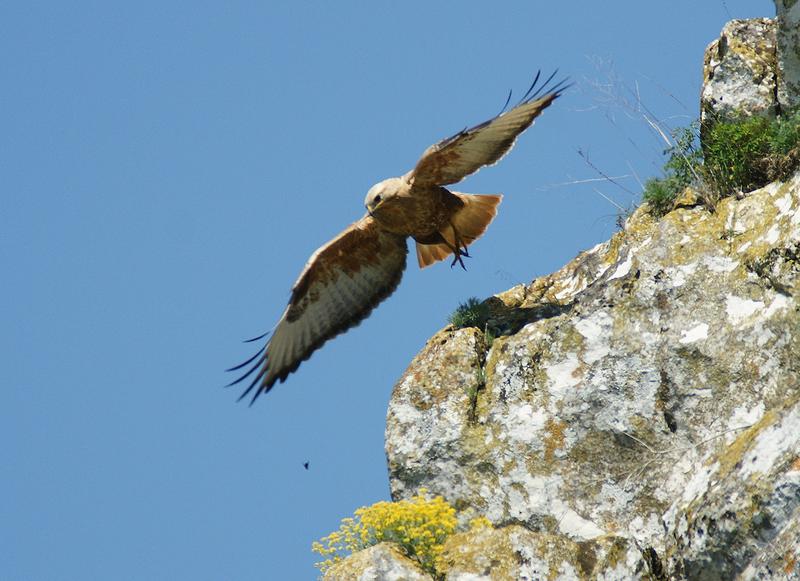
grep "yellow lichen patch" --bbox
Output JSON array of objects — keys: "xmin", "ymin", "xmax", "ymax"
[
  {"xmin": 493, "ymin": 284, "xmax": 527, "ymax": 309},
  {"xmin": 620, "ymin": 204, "xmax": 658, "ymax": 241},
  {"xmin": 659, "ymin": 209, "xmax": 726, "ymax": 266},
  {"xmin": 789, "ymin": 456, "xmax": 800, "ymax": 472},
  {"xmin": 468, "ymin": 516, "xmax": 493, "ymax": 530},
  {"xmin": 439, "ymin": 525, "xmax": 584, "ymax": 580},
  {"xmin": 532, "ymin": 236, "xmax": 624, "ymax": 306},
  {"xmin": 459, "ymin": 425, "xmax": 498, "ymax": 480},
  {"xmin": 556, "ymin": 322, "xmax": 586, "ymax": 356},
  {"xmin": 712, "ymin": 390, "xmax": 800, "ymax": 481},
  {"xmin": 597, "ymin": 536, "xmax": 628, "ymax": 570},
  {"xmin": 725, "ymin": 25, "xmax": 775, "ymax": 75},
  {"xmin": 544, "ymin": 418, "xmax": 567, "ymax": 463},
  {"xmin": 785, "ymin": 550, "xmax": 797, "ymax": 575},
  {"xmin": 673, "ymin": 186, "xmax": 704, "ymax": 209},
  {"xmin": 712, "ymin": 408, "xmax": 779, "ymax": 478},
  {"xmin": 401, "ymin": 327, "xmax": 482, "ymax": 411},
  {"xmin": 600, "ymin": 232, "xmax": 625, "ymax": 269},
  {"xmin": 723, "ymin": 177, "xmax": 798, "ymax": 267}
]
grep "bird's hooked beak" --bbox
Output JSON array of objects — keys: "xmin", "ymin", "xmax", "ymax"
[{"xmin": 366, "ymin": 196, "xmax": 383, "ymax": 216}]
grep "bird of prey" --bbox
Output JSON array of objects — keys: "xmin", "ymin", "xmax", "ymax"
[{"xmin": 229, "ymin": 72, "xmax": 567, "ymax": 403}]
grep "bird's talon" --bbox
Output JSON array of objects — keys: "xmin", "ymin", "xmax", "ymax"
[{"xmin": 450, "ymin": 252, "xmax": 467, "ymax": 270}]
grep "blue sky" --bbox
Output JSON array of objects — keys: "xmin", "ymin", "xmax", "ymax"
[{"xmin": 2, "ymin": 1, "xmax": 773, "ymax": 579}]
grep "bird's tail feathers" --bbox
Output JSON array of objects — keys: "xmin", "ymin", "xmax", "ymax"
[
  {"xmin": 416, "ymin": 239, "xmax": 453, "ymax": 268},
  {"xmin": 415, "ymin": 193, "xmax": 502, "ymax": 268},
  {"xmin": 449, "ymin": 192, "xmax": 503, "ymax": 246}
]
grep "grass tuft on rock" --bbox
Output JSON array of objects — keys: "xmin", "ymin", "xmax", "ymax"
[
  {"xmin": 703, "ymin": 107, "xmax": 800, "ymax": 195},
  {"xmin": 448, "ymin": 297, "xmax": 490, "ymax": 329},
  {"xmin": 642, "ymin": 109, "xmax": 800, "ymax": 216},
  {"xmin": 642, "ymin": 122, "xmax": 703, "ymax": 216}
]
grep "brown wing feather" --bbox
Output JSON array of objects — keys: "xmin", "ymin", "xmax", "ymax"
[
  {"xmin": 228, "ymin": 215, "xmax": 407, "ymax": 403},
  {"xmin": 411, "ymin": 73, "xmax": 569, "ymax": 187}
]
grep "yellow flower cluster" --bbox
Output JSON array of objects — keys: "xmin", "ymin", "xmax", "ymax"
[{"xmin": 311, "ymin": 488, "xmax": 457, "ymax": 576}]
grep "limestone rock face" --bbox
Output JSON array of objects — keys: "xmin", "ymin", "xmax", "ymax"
[
  {"xmin": 701, "ymin": 18, "xmax": 779, "ymax": 126},
  {"xmin": 438, "ymin": 525, "xmax": 649, "ymax": 581},
  {"xmin": 665, "ymin": 396, "xmax": 800, "ymax": 579},
  {"xmin": 385, "ymin": 169, "xmax": 800, "ymax": 579},
  {"xmin": 323, "ymin": 543, "xmax": 433, "ymax": 581},
  {"xmin": 776, "ymin": 0, "xmax": 800, "ymax": 110},
  {"xmin": 342, "ymin": 13, "xmax": 800, "ymax": 580},
  {"xmin": 702, "ymin": 8, "xmax": 800, "ymax": 130}
]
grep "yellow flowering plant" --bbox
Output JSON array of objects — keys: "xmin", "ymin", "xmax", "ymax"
[{"xmin": 312, "ymin": 488, "xmax": 457, "ymax": 576}]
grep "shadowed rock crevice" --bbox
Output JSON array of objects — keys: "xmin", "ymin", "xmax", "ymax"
[{"xmin": 482, "ymin": 295, "xmax": 573, "ymax": 339}]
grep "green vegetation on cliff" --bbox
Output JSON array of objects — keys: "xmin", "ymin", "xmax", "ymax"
[{"xmin": 643, "ymin": 108, "xmax": 800, "ymax": 216}]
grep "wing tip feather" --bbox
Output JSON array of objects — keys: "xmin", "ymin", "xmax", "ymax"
[
  {"xmin": 227, "ymin": 226, "xmax": 408, "ymax": 405},
  {"xmin": 520, "ymin": 69, "xmax": 572, "ymax": 104}
]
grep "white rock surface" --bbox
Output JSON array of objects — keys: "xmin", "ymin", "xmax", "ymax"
[
  {"xmin": 776, "ymin": 0, "xmax": 800, "ymax": 110},
  {"xmin": 701, "ymin": 18, "xmax": 778, "ymax": 125},
  {"xmin": 385, "ymin": 171, "xmax": 800, "ymax": 579},
  {"xmin": 323, "ymin": 543, "xmax": 433, "ymax": 581},
  {"xmin": 702, "ymin": 7, "xmax": 800, "ymax": 123}
]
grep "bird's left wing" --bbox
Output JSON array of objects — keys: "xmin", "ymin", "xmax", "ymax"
[
  {"xmin": 228, "ymin": 215, "xmax": 407, "ymax": 404},
  {"xmin": 410, "ymin": 72, "xmax": 569, "ymax": 187}
]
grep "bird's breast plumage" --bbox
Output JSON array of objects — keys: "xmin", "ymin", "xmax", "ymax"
[{"xmin": 372, "ymin": 185, "xmax": 452, "ymax": 238}]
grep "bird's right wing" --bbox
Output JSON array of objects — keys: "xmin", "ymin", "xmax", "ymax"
[
  {"xmin": 410, "ymin": 72, "xmax": 569, "ymax": 187},
  {"xmin": 228, "ymin": 215, "xmax": 408, "ymax": 403}
]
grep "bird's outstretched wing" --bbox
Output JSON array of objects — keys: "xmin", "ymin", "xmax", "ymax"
[
  {"xmin": 228, "ymin": 216, "xmax": 407, "ymax": 404},
  {"xmin": 410, "ymin": 71, "xmax": 569, "ymax": 187}
]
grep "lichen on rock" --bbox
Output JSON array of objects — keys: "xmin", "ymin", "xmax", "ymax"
[
  {"xmin": 665, "ymin": 394, "xmax": 800, "ymax": 579},
  {"xmin": 437, "ymin": 525, "xmax": 649, "ymax": 580},
  {"xmin": 776, "ymin": 0, "xmax": 800, "ymax": 110},
  {"xmin": 384, "ymin": 169, "xmax": 800, "ymax": 579},
  {"xmin": 701, "ymin": 6, "xmax": 800, "ymax": 131},
  {"xmin": 701, "ymin": 18, "xmax": 779, "ymax": 128},
  {"xmin": 323, "ymin": 543, "xmax": 433, "ymax": 581}
]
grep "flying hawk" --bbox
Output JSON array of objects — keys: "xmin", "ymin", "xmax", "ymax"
[{"xmin": 229, "ymin": 72, "xmax": 567, "ymax": 403}]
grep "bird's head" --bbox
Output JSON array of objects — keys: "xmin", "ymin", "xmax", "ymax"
[{"xmin": 365, "ymin": 177, "xmax": 403, "ymax": 215}]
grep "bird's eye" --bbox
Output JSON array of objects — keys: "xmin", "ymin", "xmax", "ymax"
[{"xmin": 374, "ymin": 195, "xmax": 382, "ymax": 204}]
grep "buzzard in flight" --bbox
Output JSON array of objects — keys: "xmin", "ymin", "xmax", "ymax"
[{"xmin": 229, "ymin": 72, "xmax": 567, "ymax": 403}]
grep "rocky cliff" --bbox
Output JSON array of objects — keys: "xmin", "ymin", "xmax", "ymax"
[
  {"xmin": 327, "ymin": 11, "xmax": 800, "ymax": 581},
  {"xmin": 383, "ymin": 168, "xmax": 800, "ymax": 579}
]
